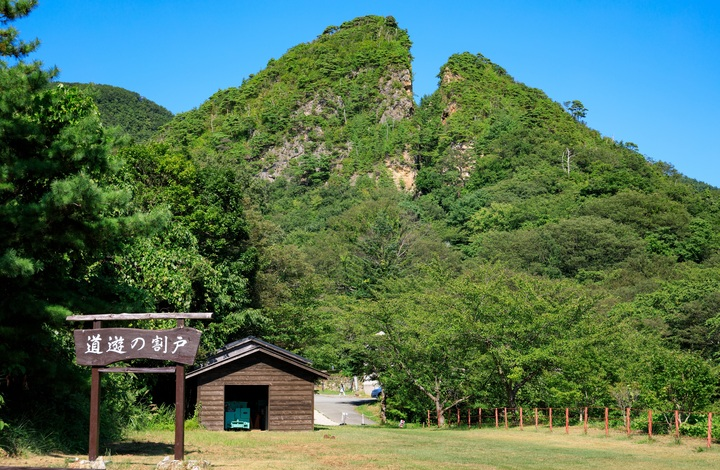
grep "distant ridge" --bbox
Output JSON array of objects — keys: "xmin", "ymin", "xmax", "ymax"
[{"xmin": 61, "ymin": 82, "xmax": 173, "ymax": 142}]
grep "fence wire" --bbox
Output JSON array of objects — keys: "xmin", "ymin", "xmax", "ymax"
[{"xmin": 425, "ymin": 407, "xmax": 716, "ymax": 448}]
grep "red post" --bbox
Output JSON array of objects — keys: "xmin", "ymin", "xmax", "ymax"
[
  {"xmin": 565, "ymin": 408, "xmax": 569, "ymax": 434},
  {"xmin": 626, "ymin": 408, "xmax": 631, "ymax": 437},
  {"xmin": 504, "ymin": 407, "xmax": 508, "ymax": 429},
  {"xmin": 534, "ymin": 408, "xmax": 538, "ymax": 430},
  {"xmin": 549, "ymin": 408, "xmax": 553, "ymax": 432},
  {"xmin": 584, "ymin": 407, "xmax": 588, "ymax": 434},
  {"xmin": 495, "ymin": 408, "xmax": 499, "ymax": 428},
  {"xmin": 605, "ymin": 407, "xmax": 609, "ymax": 437},
  {"xmin": 674, "ymin": 410, "xmax": 680, "ymax": 439},
  {"xmin": 520, "ymin": 407, "xmax": 524, "ymax": 430},
  {"xmin": 427, "ymin": 409, "xmax": 431, "ymax": 426},
  {"xmin": 479, "ymin": 408, "xmax": 482, "ymax": 428},
  {"xmin": 457, "ymin": 407, "xmax": 460, "ymax": 426},
  {"xmin": 467, "ymin": 409, "xmax": 471, "ymax": 427},
  {"xmin": 648, "ymin": 409, "xmax": 652, "ymax": 439},
  {"xmin": 708, "ymin": 412, "xmax": 713, "ymax": 449}
]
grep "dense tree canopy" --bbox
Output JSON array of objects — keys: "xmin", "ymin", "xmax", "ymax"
[
  {"xmin": 1, "ymin": 2, "xmax": 164, "ymax": 449},
  {"xmin": 63, "ymin": 83, "xmax": 173, "ymax": 142}
]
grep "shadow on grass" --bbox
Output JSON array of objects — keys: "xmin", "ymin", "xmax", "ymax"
[
  {"xmin": 106, "ymin": 440, "xmax": 174, "ymax": 456},
  {"xmin": 313, "ymin": 425, "xmax": 335, "ymax": 431}
]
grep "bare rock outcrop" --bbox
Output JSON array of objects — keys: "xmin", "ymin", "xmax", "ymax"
[{"xmin": 379, "ymin": 68, "xmax": 414, "ymax": 123}]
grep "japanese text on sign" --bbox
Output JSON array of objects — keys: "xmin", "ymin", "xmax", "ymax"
[{"xmin": 73, "ymin": 327, "xmax": 201, "ymax": 366}]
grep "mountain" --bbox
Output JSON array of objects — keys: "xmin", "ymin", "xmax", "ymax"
[
  {"xmin": 141, "ymin": 12, "xmax": 720, "ymax": 336},
  {"xmin": 10, "ymin": 14, "xmax": 717, "ymax": 438},
  {"xmin": 62, "ymin": 82, "xmax": 173, "ymax": 142},
  {"xmin": 159, "ymin": 15, "xmax": 415, "ymax": 185}
]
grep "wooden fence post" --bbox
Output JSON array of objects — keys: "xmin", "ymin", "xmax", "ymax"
[
  {"xmin": 427, "ymin": 410, "xmax": 430, "ymax": 427},
  {"xmin": 584, "ymin": 407, "xmax": 588, "ymax": 434},
  {"xmin": 534, "ymin": 408, "xmax": 538, "ymax": 430},
  {"xmin": 504, "ymin": 407, "xmax": 508, "ymax": 429},
  {"xmin": 88, "ymin": 318, "xmax": 102, "ymax": 462},
  {"xmin": 604, "ymin": 407, "xmax": 609, "ymax": 437},
  {"xmin": 89, "ymin": 366, "xmax": 100, "ymax": 461},
  {"xmin": 565, "ymin": 408, "xmax": 569, "ymax": 434},
  {"xmin": 175, "ymin": 364, "xmax": 185, "ymax": 460},
  {"xmin": 457, "ymin": 407, "xmax": 460, "ymax": 426},
  {"xmin": 520, "ymin": 407, "xmax": 523, "ymax": 430},
  {"xmin": 549, "ymin": 408, "xmax": 553, "ymax": 432},
  {"xmin": 479, "ymin": 408, "xmax": 482, "ymax": 429},
  {"xmin": 495, "ymin": 408, "xmax": 499, "ymax": 428},
  {"xmin": 626, "ymin": 408, "xmax": 631, "ymax": 437},
  {"xmin": 674, "ymin": 410, "xmax": 680, "ymax": 440},
  {"xmin": 708, "ymin": 412, "xmax": 713, "ymax": 449},
  {"xmin": 648, "ymin": 409, "xmax": 652, "ymax": 439}
]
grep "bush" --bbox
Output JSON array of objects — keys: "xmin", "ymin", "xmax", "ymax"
[{"xmin": 680, "ymin": 415, "xmax": 719, "ymax": 440}]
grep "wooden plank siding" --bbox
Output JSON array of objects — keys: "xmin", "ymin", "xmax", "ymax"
[{"xmin": 196, "ymin": 352, "xmax": 317, "ymax": 431}]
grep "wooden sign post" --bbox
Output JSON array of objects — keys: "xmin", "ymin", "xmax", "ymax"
[{"xmin": 67, "ymin": 312, "xmax": 212, "ymax": 462}]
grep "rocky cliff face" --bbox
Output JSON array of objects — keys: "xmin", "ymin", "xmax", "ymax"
[
  {"xmin": 161, "ymin": 15, "xmax": 416, "ymax": 188},
  {"xmin": 260, "ymin": 65, "xmax": 415, "ymax": 184},
  {"xmin": 379, "ymin": 67, "xmax": 414, "ymax": 123}
]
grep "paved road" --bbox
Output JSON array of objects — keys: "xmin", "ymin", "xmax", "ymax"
[{"xmin": 314, "ymin": 394, "xmax": 377, "ymax": 426}]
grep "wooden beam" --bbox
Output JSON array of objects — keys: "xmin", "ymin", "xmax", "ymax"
[
  {"xmin": 66, "ymin": 312, "xmax": 213, "ymax": 322},
  {"xmin": 98, "ymin": 367, "xmax": 176, "ymax": 374}
]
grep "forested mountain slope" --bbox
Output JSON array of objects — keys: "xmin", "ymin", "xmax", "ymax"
[
  {"xmin": 62, "ymin": 82, "xmax": 173, "ymax": 142},
  {"xmin": 412, "ymin": 52, "xmax": 720, "ymax": 284},
  {"xmin": 143, "ymin": 15, "xmax": 720, "ymax": 424}
]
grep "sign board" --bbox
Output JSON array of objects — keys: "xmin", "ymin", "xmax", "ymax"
[
  {"xmin": 68, "ymin": 313, "xmax": 211, "ymax": 462},
  {"xmin": 73, "ymin": 327, "xmax": 202, "ymax": 366}
]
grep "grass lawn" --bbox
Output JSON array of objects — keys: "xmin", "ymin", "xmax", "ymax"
[{"xmin": 1, "ymin": 425, "xmax": 718, "ymax": 469}]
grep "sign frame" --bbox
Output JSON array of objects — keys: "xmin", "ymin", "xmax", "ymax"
[{"xmin": 67, "ymin": 312, "xmax": 212, "ymax": 462}]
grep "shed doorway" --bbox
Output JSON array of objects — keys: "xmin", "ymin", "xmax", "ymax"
[{"xmin": 224, "ymin": 385, "xmax": 268, "ymax": 431}]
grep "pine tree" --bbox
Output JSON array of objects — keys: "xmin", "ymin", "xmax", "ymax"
[
  {"xmin": 0, "ymin": 1, "xmax": 160, "ymax": 435},
  {"xmin": 0, "ymin": 0, "xmax": 39, "ymax": 60}
]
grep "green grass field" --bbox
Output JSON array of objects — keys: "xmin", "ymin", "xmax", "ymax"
[{"xmin": 2, "ymin": 425, "xmax": 718, "ymax": 469}]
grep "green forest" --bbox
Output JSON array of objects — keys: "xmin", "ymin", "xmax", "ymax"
[{"xmin": 2, "ymin": 3, "xmax": 720, "ymax": 452}]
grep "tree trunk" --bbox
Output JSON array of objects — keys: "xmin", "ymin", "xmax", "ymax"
[
  {"xmin": 436, "ymin": 401, "xmax": 445, "ymax": 427},
  {"xmin": 380, "ymin": 392, "xmax": 387, "ymax": 424},
  {"xmin": 508, "ymin": 387, "xmax": 517, "ymax": 410}
]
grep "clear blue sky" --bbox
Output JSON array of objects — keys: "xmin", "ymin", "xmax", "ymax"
[{"xmin": 16, "ymin": 0, "xmax": 720, "ymax": 187}]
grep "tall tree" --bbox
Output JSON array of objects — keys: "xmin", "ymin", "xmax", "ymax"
[
  {"xmin": 563, "ymin": 100, "xmax": 587, "ymax": 122},
  {"xmin": 0, "ymin": 1, "xmax": 159, "ymax": 440},
  {"xmin": 456, "ymin": 264, "xmax": 593, "ymax": 409},
  {"xmin": 365, "ymin": 269, "xmax": 486, "ymax": 426}
]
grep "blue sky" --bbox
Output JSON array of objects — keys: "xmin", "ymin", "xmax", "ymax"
[{"xmin": 16, "ymin": 1, "xmax": 720, "ymax": 187}]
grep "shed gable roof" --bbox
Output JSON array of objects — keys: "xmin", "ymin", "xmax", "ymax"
[{"xmin": 186, "ymin": 336, "xmax": 328, "ymax": 380}]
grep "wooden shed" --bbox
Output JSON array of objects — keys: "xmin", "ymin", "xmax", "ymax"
[{"xmin": 186, "ymin": 336, "xmax": 328, "ymax": 431}]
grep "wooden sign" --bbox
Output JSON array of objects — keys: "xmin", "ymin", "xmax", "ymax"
[{"xmin": 73, "ymin": 327, "xmax": 202, "ymax": 366}]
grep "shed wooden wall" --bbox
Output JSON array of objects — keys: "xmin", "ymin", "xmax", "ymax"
[{"xmin": 196, "ymin": 352, "xmax": 316, "ymax": 431}]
